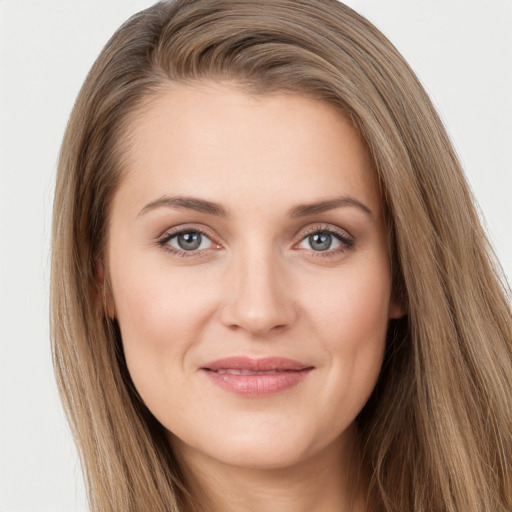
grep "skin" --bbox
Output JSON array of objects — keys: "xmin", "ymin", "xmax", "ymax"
[{"xmin": 106, "ymin": 82, "xmax": 402, "ymax": 512}]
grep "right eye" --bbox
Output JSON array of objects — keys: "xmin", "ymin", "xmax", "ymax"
[{"xmin": 164, "ymin": 230, "xmax": 214, "ymax": 252}]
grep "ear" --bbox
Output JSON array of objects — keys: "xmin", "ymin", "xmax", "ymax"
[
  {"xmin": 95, "ymin": 259, "xmax": 115, "ymax": 320},
  {"xmin": 388, "ymin": 297, "xmax": 407, "ymax": 320}
]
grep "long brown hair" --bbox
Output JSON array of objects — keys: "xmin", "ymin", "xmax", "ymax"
[{"xmin": 51, "ymin": 1, "xmax": 512, "ymax": 510}]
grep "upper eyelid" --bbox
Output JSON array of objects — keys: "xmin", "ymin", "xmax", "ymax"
[
  {"xmin": 294, "ymin": 223, "xmax": 354, "ymax": 242},
  {"xmin": 158, "ymin": 224, "xmax": 217, "ymax": 241}
]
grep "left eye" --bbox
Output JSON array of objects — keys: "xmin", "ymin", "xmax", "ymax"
[
  {"xmin": 298, "ymin": 231, "xmax": 343, "ymax": 252},
  {"xmin": 166, "ymin": 231, "xmax": 213, "ymax": 251}
]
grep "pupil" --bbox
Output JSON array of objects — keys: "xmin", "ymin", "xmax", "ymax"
[
  {"xmin": 178, "ymin": 232, "xmax": 201, "ymax": 250},
  {"xmin": 309, "ymin": 232, "xmax": 332, "ymax": 251}
]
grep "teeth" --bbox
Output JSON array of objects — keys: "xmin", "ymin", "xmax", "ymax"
[{"xmin": 215, "ymin": 369, "xmax": 281, "ymax": 375}]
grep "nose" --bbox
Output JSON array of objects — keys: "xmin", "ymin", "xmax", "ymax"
[{"xmin": 219, "ymin": 249, "xmax": 297, "ymax": 336}]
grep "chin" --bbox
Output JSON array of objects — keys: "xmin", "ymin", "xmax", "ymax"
[
  {"xmin": 169, "ymin": 416, "xmax": 349, "ymax": 472},
  {"xmin": 216, "ymin": 438, "xmax": 312, "ymax": 470}
]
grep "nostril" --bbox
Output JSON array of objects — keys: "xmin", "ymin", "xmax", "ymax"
[{"xmin": 220, "ymin": 301, "xmax": 296, "ymax": 336}]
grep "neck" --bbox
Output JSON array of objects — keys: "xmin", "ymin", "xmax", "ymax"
[{"xmin": 173, "ymin": 426, "xmax": 368, "ymax": 512}]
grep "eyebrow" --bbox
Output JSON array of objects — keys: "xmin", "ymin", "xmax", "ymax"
[
  {"xmin": 138, "ymin": 194, "xmax": 372, "ymax": 218},
  {"xmin": 288, "ymin": 196, "xmax": 373, "ymax": 218},
  {"xmin": 138, "ymin": 195, "xmax": 228, "ymax": 217}
]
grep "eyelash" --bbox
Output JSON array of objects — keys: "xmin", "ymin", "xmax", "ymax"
[
  {"xmin": 157, "ymin": 226, "xmax": 217, "ymax": 258},
  {"xmin": 156, "ymin": 224, "xmax": 355, "ymax": 259},
  {"xmin": 295, "ymin": 224, "xmax": 355, "ymax": 257}
]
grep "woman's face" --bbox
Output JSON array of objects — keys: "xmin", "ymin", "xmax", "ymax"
[{"xmin": 106, "ymin": 83, "xmax": 402, "ymax": 471}]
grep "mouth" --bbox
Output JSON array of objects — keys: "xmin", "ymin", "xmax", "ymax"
[
  {"xmin": 210, "ymin": 369, "xmax": 293, "ymax": 375},
  {"xmin": 201, "ymin": 357, "xmax": 314, "ymax": 397}
]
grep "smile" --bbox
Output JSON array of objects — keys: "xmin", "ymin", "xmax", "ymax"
[
  {"xmin": 212, "ymin": 369, "xmax": 290, "ymax": 375},
  {"xmin": 201, "ymin": 357, "xmax": 314, "ymax": 397}
]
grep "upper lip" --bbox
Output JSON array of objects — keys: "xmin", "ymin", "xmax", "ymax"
[{"xmin": 202, "ymin": 356, "xmax": 313, "ymax": 372}]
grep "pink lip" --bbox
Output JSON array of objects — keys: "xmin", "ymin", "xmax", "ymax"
[{"xmin": 201, "ymin": 357, "xmax": 314, "ymax": 397}]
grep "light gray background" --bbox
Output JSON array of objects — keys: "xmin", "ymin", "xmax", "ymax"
[{"xmin": 0, "ymin": 1, "xmax": 510, "ymax": 510}]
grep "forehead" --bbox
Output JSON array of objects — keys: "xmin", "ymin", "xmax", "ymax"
[{"xmin": 114, "ymin": 82, "xmax": 381, "ymax": 217}]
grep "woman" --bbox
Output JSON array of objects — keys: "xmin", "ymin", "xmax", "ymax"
[{"xmin": 50, "ymin": 0, "xmax": 512, "ymax": 511}]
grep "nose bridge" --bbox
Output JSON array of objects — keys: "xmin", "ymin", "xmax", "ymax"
[{"xmin": 220, "ymin": 241, "xmax": 295, "ymax": 335}]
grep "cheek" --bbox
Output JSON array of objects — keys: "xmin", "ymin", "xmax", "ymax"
[
  {"xmin": 109, "ymin": 258, "xmax": 219, "ymax": 397},
  {"xmin": 113, "ymin": 256, "xmax": 217, "ymax": 337},
  {"xmin": 299, "ymin": 261, "xmax": 391, "ymax": 416},
  {"xmin": 305, "ymin": 261, "xmax": 392, "ymax": 348}
]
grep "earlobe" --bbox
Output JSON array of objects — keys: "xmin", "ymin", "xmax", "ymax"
[
  {"xmin": 103, "ymin": 288, "xmax": 116, "ymax": 320},
  {"xmin": 95, "ymin": 259, "xmax": 116, "ymax": 320},
  {"xmin": 388, "ymin": 298, "xmax": 407, "ymax": 320},
  {"xmin": 95, "ymin": 258, "xmax": 105, "ymax": 282}
]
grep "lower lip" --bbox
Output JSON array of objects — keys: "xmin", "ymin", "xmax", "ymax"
[{"xmin": 202, "ymin": 369, "xmax": 312, "ymax": 397}]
